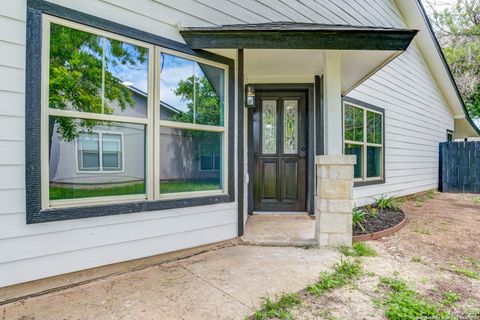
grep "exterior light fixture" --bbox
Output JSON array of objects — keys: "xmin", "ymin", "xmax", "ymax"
[{"xmin": 246, "ymin": 85, "xmax": 255, "ymax": 108}]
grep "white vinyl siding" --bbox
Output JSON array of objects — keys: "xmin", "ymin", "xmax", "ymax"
[{"xmin": 0, "ymin": 0, "xmax": 455, "ymax": 288}]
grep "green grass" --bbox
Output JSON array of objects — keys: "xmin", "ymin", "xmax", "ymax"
[
  {"xmin": 339, "ymin": 242, "xmax": 377, "ymax": 257},
  {"xmin": 160, "ymin": 180, "xmax": 219, "ymax": 193},
  {"xmin": 474, "ymin": 197, "xmax": 480, "ymax": 204},
  {"xmin": 441, "ymin": 291, "xmax": 460, "ymax": 306},
  {"xmin": 50, "ymin": 180, "xmax": 220, "ymax": 200},
  {"xmin": 50, "ymin": 182, "xmax": 146, "ymax": 200},
  {"xmin": 448, "ymin": 267, "xmax": 480, "ymax": 280},
  {"xmin": 306, "ymin": 259, "xmax": 362, "ymax": 295},
  {"xmin": 251, "ymin": 293, "xmax": 301, "ymax": 320},
  {"xmin": 379, "ymin": 277, "xmax": 450, "ymax": 320}
]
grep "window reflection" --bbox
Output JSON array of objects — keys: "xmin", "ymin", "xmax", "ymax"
[
  {"xmin": 159, "ymin": 53, "xmax": 224, "ymax": 126},
  {"xmin": 159, "ymin": 128, "xmax": 222, "ymax": 194},
  {"xmin": 49, "ymin": 23, "xmax": 149, "ymax": 118},
  {"xmin": 49, "ymin": 116, "xmax": 145, "ymax": 201}
]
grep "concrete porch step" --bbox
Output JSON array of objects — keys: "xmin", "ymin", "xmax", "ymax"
[{"xmin": 242, "ymin": 214, "xmax": 316, "ymax": 247}]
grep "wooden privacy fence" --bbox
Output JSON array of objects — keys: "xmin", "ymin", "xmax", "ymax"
[{"xmin": 439, "ymin": 141, "xmax": 480, "ymax": 193}]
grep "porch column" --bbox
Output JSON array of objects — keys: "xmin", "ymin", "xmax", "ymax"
[
  {"xmin": 323, "ymin": 51, "xmax": 343, "ymax": 155},
  {"xmin": 315, "ymin": 155, "xmax": 356, "ymax": 247}
]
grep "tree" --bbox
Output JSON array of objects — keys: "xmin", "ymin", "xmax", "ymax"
[
  {"xmin": 427, "ymin": 0, "xmax": 480, "ymax": 119},
  {"xmin": 169, "ymin": 75, "xmax": 222, "ymax": 127},
  {"xmin": 49, "ymin": 24, "xmax": 147, "ymax": 142}
]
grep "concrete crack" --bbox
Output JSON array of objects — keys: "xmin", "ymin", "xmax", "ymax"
[{"xmin": 179, "ymin": 265, "xmax": 252, "ymax": 311}]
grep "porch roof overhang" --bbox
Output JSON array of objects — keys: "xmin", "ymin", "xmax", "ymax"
[{"xmin": 180, "ymin": 22, "xmax": 418, "ymax": 50}]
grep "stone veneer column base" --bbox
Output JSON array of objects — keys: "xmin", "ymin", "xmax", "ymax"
[{"xmin": 315, "ymin": 155, "xmax": 356, "ymax": 247}]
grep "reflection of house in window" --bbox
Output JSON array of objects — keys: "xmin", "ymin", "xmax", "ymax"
[
  {"xmin": 77, "ymin": 132, "xmax": 123, "ymax": 172},
  {"xmin": 199, "ymin": 143, "xmax": 220, "ymax": 171}
]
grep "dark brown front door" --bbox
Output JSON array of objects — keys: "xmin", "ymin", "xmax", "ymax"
[{"xmin": 253, "ymin": 91, "xmax": 307, "ymax": 212}]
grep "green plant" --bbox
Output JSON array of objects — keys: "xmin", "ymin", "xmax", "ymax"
[
  {"xmin": 448, "ymin": 266, "xmax": 480, "ymax": 280},
  {"xmin": 474, "ymin": 197, "xmax": 480, "ymax": 204},
  {"xmin": 375, "ymin": 194, "xmax": 399, "ymax": 210},
  {"xmin": 352, "ymin": 208, "xmax": 366, "ymax": 232},
  {"xmin": 307, "ymin": 259, "xmax": 362, "ymax": 295},
  {"xmin": 379, "ymin": 277, "xmax": 450, "ymax": 320},
  {"xmin": 365, "ymin": 205, "xmax": 378, "ymax": 218},
  {"xmin": 441, "ymin": 291, "xmax": 460, "ymax": 306},
  {"xmin": 252, "ymin": 293, "xmax": 301, "ymax": 320},
  {"xmin": 339, "ymin": 242, "xmax": 377, "ymax": 257}
]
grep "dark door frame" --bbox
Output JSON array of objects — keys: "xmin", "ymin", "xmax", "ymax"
[{"xmin": 247, "ymin": 83, "xmax": 315, "ymax": 215}]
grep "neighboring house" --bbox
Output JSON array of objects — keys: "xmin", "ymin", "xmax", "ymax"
[{"xmin": 0, "ymin": 0, "xmax": 478, "ymax": 288}]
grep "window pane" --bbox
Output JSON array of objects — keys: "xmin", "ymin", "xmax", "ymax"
[
  {"xmin": 102, "ymin": 134, "xmax": 122, "ymax": 170},
  {"xmin": 345, "ymin": 144, "xmax": 363, "ymax": 179},
  {"xmin": 367, "ymin": 146, "xmax": 382, "ymax": 178},
  {"xmin": 262, "ymin": 100, "xmax": 277, "ymax": 154},
  {"xmin": 160, "ymin": 128, "xmax": 222, "ymax": 194},
  {"xmin": 160, "ymin": 53, "xmax": 224, "ymax": 126},
  {"xmin": 344, "ymin": 104, "xmax": 364, "ymax": 142},
  {"xmin": 78, "ymin": 133, "xmax": 99, "ymax": 170},
  {"xmin": 284, "ymin": 100, "xmax": 298, "ymax": 154},
  {"xmin": 367, "ymin": 111, "xmax": 382, "ymax": 144},
  {"xmin": 49, "ymin": 23, "xmax": 149, "ymax": 118},
  {"xmin": 49, "ymin": 116, "xmax": 146, "ymax": 201}
]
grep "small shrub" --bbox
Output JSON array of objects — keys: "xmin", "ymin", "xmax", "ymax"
[
  {"xmin": 375, "ymin": 194, "xmax": 399, "ymax": 210},
  {"xmin": 252, "ymin": 293, "xmax": 301, "ymax": 320},
  {"xmin": 340, "ymin": 242, "xmax": 377, "ymax": 257},
  {"xmin": 307, "ymin": 259, "xmax": 362, "ymax": 295},
  {"xmin": 352, "ymin": 208, "xmax": 366, "ymax": 232}
]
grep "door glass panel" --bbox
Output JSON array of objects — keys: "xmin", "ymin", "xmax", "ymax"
[
  {"xmin": 284, "ymin": 100, "xmax": 298, "ymax": 154},
  {"xmin": 262, "ymin": 100, "xmax": 277, "ymax": 154}
]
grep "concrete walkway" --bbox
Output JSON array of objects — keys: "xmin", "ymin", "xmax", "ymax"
[{"xmin": 0, "ymin": 245, "xmax": 339, "ymax": 320}]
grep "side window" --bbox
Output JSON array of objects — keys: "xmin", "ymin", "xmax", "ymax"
[{"xmin": 343, "ymin": 101, "xmax": 384, "ymax": 183}]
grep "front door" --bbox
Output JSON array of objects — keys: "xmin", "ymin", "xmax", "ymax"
[{"xmin": 253, "ymin": 91, "xmax": 307, "ymax": 212}]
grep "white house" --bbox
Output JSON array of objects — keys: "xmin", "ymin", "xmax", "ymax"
[{"xmin": 0, "ymin": 0, "xmax": 478, "ymax": 290}]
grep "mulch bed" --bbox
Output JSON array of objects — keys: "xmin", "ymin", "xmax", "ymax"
[{"xmin": 353, "ymin": 207, "xmax": 405, "ymax": 236}]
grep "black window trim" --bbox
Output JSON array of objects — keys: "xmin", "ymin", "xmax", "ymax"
[
  {"xmin": 342, "ymin": 97, "xmax": 386, "ymax": 187},
  {"xmin": 26, "ymin": 0, "xmax": 235, "ymax": 224}
]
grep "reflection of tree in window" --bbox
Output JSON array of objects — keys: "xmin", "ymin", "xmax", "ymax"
[{"xmin": 48, "ymin": 24, "xmax": 148, "ymax": 142}]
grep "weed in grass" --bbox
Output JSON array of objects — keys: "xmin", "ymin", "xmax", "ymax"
[
  {"xmin": 411, "ymin": 256, "xmax": 422, "ymax": 263},
  {"xmin": 448, "ymin": 267, "xmax": 480, "ymax": 280},
  {"xmin": 413, "ymin": 227, "xmax": 431, "ymax": 235},
  {"xmin": 307, "ymin": 259, "xmax": 362, "ymax": 295},
  {"xmin": 474, "ymin": 197, "xmax": 480, "ymax": 204},
  {"xmin": 441, "ymin": 291, "xmax": 460, "ymax": 306},
  {"xmin": 379, "ymin": 277, "xmax": 450, "ymax": 320},
  {"xmin": 252, "ymin": 293, "xmax": 301, "ymax": 320},
  {"xmin": 339, "ymin": 242, "xmax": 377, "ymax": 257},
  {"xmin": 375, "ymin": 194, "xmax": 399, "ymax": 210}
]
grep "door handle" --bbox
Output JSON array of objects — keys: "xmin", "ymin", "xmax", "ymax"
[{"xmin": 299, "ymin": 145, "xmax": 307, "ymax": 158}]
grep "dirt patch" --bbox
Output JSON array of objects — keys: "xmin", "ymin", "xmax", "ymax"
[
  {"xmin": 353, "ymin": 208, "xmax": 405, "ymax": 236},
  {"xmin": 294, "ymin": 193, "xmax": 480, "ymax": 319}
]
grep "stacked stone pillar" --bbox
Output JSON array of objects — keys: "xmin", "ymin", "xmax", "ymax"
[{"xmin": 315, "ymin": 155, "xmax": 356, "ymax": 247}]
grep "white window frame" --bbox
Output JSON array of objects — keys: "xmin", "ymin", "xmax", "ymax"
[
  {"xmin": 76, "ymin": 131, "xmax": 124, "ymax": 173},
  {"xmin": 40, "ymin": 15, "xmax": 229, "ymax": 209},
  {"xmin": 343, "ymin": 101, "xmax": 384, "ymax": 182}
]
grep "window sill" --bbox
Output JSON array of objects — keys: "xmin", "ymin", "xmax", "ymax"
[
  {"xmin": 354, "ymin": 179, "xmax": 385, "ymax": 187},
  {"xmin": 28, "ymin": 194, "xmax": 233, "ymax": 224}
]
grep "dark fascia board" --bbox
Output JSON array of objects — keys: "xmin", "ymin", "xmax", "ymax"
[
  {"xmin": 415, "ymin": 0, "xmax": 480, "ymax": 135},
  {"xmin": 180, "ymin": 23, "xmax": 418, "ymax": 50},
  {"xmin": 25, "ymin": 0, "xmax": 236, "ymax": 224}
]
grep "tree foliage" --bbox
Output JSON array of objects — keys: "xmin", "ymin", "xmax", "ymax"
[
  {"xmin": 49, "ymin": 24, "xmax": 147, "ymax": 141},
  {"xmin": 169, "ymin": 75, "xmax": 222, "ymax": 126},
  {"xmin": 428, "ymin": 0, "xmax": 480, "ymax": 119}
]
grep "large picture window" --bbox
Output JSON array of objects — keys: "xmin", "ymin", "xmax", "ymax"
[
  {"xmin": 343, "ymin": 99, "xmax": 384, "ymax": 184},
  {"xmin": 41, "ymin": 16, "xmax": 229, "ymax": 210}
]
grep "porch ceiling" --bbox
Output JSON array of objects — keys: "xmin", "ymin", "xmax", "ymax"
[{"xmin": 180, "ymin": 22, "xmax": 417, "ymax": 51}]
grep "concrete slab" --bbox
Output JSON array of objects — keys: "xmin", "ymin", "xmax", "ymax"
[
  {"xmin": 242, "ymin": 214, "xmax": 316, "ymax": 246},
  {"xmin": 0, "ymin": 245, "xmax": 339, "ymax": 320}
]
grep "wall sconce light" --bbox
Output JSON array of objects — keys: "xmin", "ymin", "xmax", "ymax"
[{"xmin": 245, "ymin": 85, "xmax": 255, "ymax": 108}]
